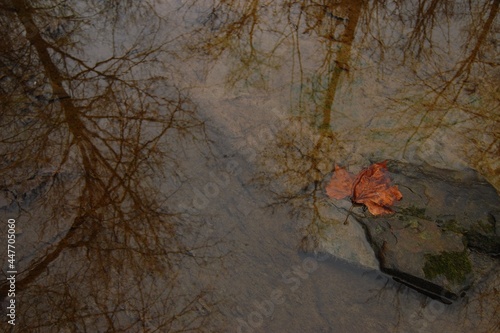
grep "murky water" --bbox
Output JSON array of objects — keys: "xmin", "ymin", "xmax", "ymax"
[{"xmin": 0, "ymin": 0, "xmax": 499, "ymax": 332}]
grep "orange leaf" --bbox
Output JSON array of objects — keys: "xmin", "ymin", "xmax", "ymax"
[
  {"xmin": 325, "ymin": 161, "xmax": 403, "ymax": 216},
  {"xmin": 325, "ymin": 165, "xmax": 356, "ymax": 199}
]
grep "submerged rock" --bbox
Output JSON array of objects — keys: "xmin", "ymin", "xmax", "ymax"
[
  {"xmin": 356, "ymin": 161, "xmax": 500, "ymax": 303},
  {"xmin": 304, "ymin": 199, "xmax": 379, "ymax": 270},
  {"xmin": 358, "ymin": 214, "xmax": 473, "ymax": 303}
]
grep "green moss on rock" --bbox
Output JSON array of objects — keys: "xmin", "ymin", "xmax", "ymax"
[
  {"xmin": 400, "ymin": 205, "xmax": 427, "ymax": 219},
  {"xmin": 474, "ymin": 220, "xmax": 495, "ymax": 234},
  {"xmin": 423, "ymin": 251, "xmax": 472, "ymax": 284},
  {"xmin": 441, "ymin": 219, "xmax": 464, "ymax": 234}
]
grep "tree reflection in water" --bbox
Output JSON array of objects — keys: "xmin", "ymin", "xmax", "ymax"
[
  {"xmin": 188, "ymin": 0, "xmax": 499, "ymax": 187},
  {"xmin": 0, "ymin": 1, "xmax": 217, "ymax": 332},
  {"xmin": 0, "ymin": 0, "xmax": 499, "ymax": 332},
  {"xmin": 187, "ymin": 0, "xmax": 499, "ymax": 331}
]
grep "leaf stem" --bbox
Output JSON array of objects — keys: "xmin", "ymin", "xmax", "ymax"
[{"xmin": 343, "ymin": 204, "xmax": 355, "ymax": 225}]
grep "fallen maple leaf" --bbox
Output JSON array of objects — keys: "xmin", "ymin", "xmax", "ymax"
[
  {"xmin": 326, "ymin": 161, "xmax": 402, "ymax": 217},
  {"xmin": 325, "ymin": 165, "xmax": 356, "ymax": 200}
]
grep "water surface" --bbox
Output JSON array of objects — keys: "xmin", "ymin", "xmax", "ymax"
[{"xmin": 0, "ymin": 0, "xmax": 499, "ymax": 332}]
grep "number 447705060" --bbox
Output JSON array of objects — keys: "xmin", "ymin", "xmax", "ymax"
[{"xmin": 7, "ymin": 219, "xmax": 16, "ymax": 269}]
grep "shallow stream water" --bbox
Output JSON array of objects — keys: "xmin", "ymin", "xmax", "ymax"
[{"xmin": 0, "ymin": 1, "xmax": 499, "ymax": 332}]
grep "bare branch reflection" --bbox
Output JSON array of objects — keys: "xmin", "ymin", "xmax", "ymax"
[
  {"xmin": 0, "ymin": 1, "xmax": 217, "ymax": 331},
  {"xmin": 189, "ymin": 0, "xmax": 499, "ymax": 187},
  {"xmin": 184, "ymin": 0, "xmax": 500, "ymax": 330}
]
